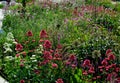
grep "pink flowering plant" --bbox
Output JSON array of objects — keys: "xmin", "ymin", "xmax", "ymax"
[
  {"xmin": 1, "ymin": 30, "xmax": 78, "ymax": 83},
  {"xmin": 81, "ymin": 49, "xmax": 120, "ymax": 83}
]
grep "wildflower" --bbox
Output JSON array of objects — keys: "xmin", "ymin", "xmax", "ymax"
[
  {"xmin": 65, "ymin": 61, "xmax": 71, "ymax": 65},
  {"xmin": 3, "ymin": 42, "xmax": 12, "ymax": 53},
  {"xmin": 115, "ymin": 67, "xmax": 119, "ymax": 72},
  {"xmin": 43, "ymin": 40, "xmax": 51, "ymax": 49},
  {"xmin": 88, "ymin": 66, "xmax": 95, "ymax": 74},
  {"xmin": 20, "ymin": 79, "xmax": 25, "ymax": 83},
  {"xmin": 106, "ymin": 49, "xmax": 112, "ymax": 56},
  {"xmin": 40, "ymin": 30, "xmax": 47, "ymax": 38},
  {"xmin": 43, "ymin": 51, "xmax": 52, "ymax": 60},
  {"xmin": 54, "ymin": 53, "xmax": 60, "ymax": 58},
  {"xmin": 6, "ymin": 32, "xmax": 15, "ymax": 42},
  {"xmin": 16, "ymin": 54, "xmax": 20, "ymax": 57},
  {"xmin": 15, "ymin": 43, "xmax": 23, "ymax": 51},
  {"xmin": 82, "ymin": 71, "xmax": 88, "ymax": 75},
  {"xmin": 52, "ymin": 63, "xmax": 58, "ymax": 68},
  {"xmin": 69, "ymin": 54, "xmax": 76, "ymax": 61},
  {"xmin": 101, "ymin": 59, "xmax": 108, "ymax": 66},
  {"xmin": 108, "ymin": 53, "xmax": 115, "ymax": 60},
  {"xmin": 83, "ymin": 59, "xmax": 91, "ymax": 67},
  {"xmin": 57, "ymin": 44, "xmax": 62, "ymax": 49},
  {"xmin": 107, "ymin": 72, "xmax": 117, "ymax": 81},
  {"xmin": 56, "ymin": 78, "xmax": 64, "ymax": 83},
  {"xmin": 71, "ymin": 64, "xmax": 76, "ymax": 68},
  {"xmin": 116, "ymin": 77, "xmax": 120, "ymax": 83},
  {"xmin": 26, "ymin": 31, "xmax": 33, "ymax": 37},
  {"xmin": 34, "ymin": 69, "xmax": 40, "ymax": 75},
  {"xmin": 97, "ymin": 76, "xmax": 101, "ymax": 79},
  {"xmin": 4, "ymin": 48, "xmax": 12, "ymax": 53},
  {"xmin": 20, "ymin": 63, "xmax": 24, "ymax": 67}
]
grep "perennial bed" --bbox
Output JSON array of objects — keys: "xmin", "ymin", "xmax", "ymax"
[{"xmin": 0, "ymin": 0, "xmax": 120, "ymax": 83}]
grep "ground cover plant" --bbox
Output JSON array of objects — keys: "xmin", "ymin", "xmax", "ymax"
[{"xmin": 0, "ymin": 0, "xmax": 120, "ymax": 83}]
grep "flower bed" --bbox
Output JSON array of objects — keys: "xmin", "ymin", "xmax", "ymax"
[{"xmin": 0, "ymin": 0, "xmax": 120, "ymax": 83}]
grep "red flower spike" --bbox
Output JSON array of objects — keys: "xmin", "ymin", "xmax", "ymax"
[
  {"xmin": 100, "ymin": 69, "xmax": 103, "ymax": 72},
  {"xmin": 43, "ymin": 51, "xmax": 52, "ymax": 60},
  {"xmin": 88, "ymin": 66, "xmax": 95, "ymax": 74},
  {"xmin": 71, "ymin": 64, "xmax": 76, "ymax": 68},
  {"xmin": 116, "ymin": 77, "xmax": 120, "ymax": 83},
  {"xmin": 43, "ymin": 40, "xmax": 52, "ymax": 49},
  {"xmin": 15, "ymin": 43, "xmax": 23, "ymax": 51},
  {"xmin": 20, "ymin": 64, "xmax": 24, "ymax": 67},
  {"xmin": 26, "ymin": 31, "xmax": 33, "ymax": 37},
  {"xmin": 101, "ymin": 59, "xmax": 108, "ymax": 66},
  {"xmin": 82, "ymin": 71, "xmax": 88, "ymax": 75},
  {"xmin": 40, "ymin": 30, "xmax": 47, "ymax": 38},
  {"xmin": 20, "ymin": 80, "xmax": 25, "ymax": 83},
  {"xmin": 108, "ymin": 53, "xmax": 115, "ymax": 60},
  {"xmin": 69, "ymin": 54, "xmax": 76, "ymax": 61},
  {"xmin": 56, "ymin": 78, "xmax": 64, "ymax": 83},
  {"xmin": 106, "ymin": 49, "xmax": 112, "ymax": 56},
  {"xmin": 52, "ymin": 63, "xmax": 58, "ymax": 68},
  {"xmin": 115, "ymin": 67, "xmax": 120, "ymax": 72},
  {"xmin": 57, "ymin": 44, "xmax": 62, "ymax": 49},
  {"xmin": 83, "ymin": 59, "xmax": 91, "ymax": 67}
]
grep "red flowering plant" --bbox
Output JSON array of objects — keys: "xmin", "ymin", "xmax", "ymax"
[
  {"xmin": 81, "ymin": 49, "xmax": 120, "ymax": 82},
  {"xmin": 2, "ymin": 30, "xmax": 78, "ymax": 83}
]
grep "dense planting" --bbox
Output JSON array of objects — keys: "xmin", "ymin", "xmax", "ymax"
[{"xmin": 0, "ymin": 0, "xmax": 120, "ymax": 83}]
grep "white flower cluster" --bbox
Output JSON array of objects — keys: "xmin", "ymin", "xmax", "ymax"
[
  {"xmin": 3, "ymin": 32, "xmax": 17, "ymax": 53},
  {"xmin": 35, "ymin": 44, "xmax": 44, "ymax": 54}
]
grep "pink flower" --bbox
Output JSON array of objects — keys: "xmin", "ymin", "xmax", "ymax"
[
  {"xmin": 107, "ymin": 72, "xmax": 117, "ymax": 81},
  {"xmin": 65, "ymin": 61, "xmax": 71, "ymax": 65},
  {"xmin": 26, "ymin": 31, "xmax": 33, "ymax": 37},
  {"xmin": 106, "ymin": 49, "xmax": 112, "ymax": 56},
  {"xmin": 71, "ymin": 64, "xmax": 76, "ymax": 68},
  {"xmin": 56, "ymin": 78, "xmax": 64, "ymax": 83},
  {"xmin": 43, "ymin": 51, "xmax": 52, "ymax": 60},
  {"xmin": 101, "ymin": 59, "xmax": 108, "ymax": 66},
  {"xmin": 105, "ymin": 65, "xmax": 112, "ymax": 71},
  {"xmin": 43, "ymin": 40, "xmax": 52, "ymax": 49},
  {"xmin": 83, "ymin": 59, "xmax": 91, "ymax": 67},
  {"xmin": 82, "ymin": 71, "xmax": 88, "ymax": 75},
  {"xmin": 69, "ymin": 54, "xmax": 76, "ymax": 61},
  {"xmin": 52, "ymin": 63, "xmax": 58, "ymax": 68},
  {"xmin": 40, "ymin": 30, "xmax": 47, "ymax": 38},
  {"xmin": 88, "ymin": 66, "xmax": 95, "ymax": 74},
  {"xmin": 57, "ymin": 44, "xmax": 62, "ymax": 49},
  {"xmin": 116, "ymin": 77, "xmax": 120, "ymax": 83},
  {"xmin": 54, "ymin": 53, "xmax": 60, "ymax": 58},
  {"xmin": 34, "ymin": 69, "xmax": 40, "ymax": 75},
  {"xmin": 20, "ymin": 80, "xmax": 25, "ymax": 83},
  {"xmin": 16, "ymin": 54, "xmax": 20, "ymax": 57},
  {"xmin": 108, "ymin": 53, "xmax": 115, "ymax": 60},
  {"xmin": 20, "ymin": 64, "xmax": 24, "ymax": 67},
  {"xmin": 97, "ymin": 76, "xmax": 101, "ymax": 79},
  {"xmin": 98, "ymin": 66, "xmax": 104, "ymax": 69},
  {"xmin": 15, "ymin": 43, "xmax": 23, "ymax": 51}
]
